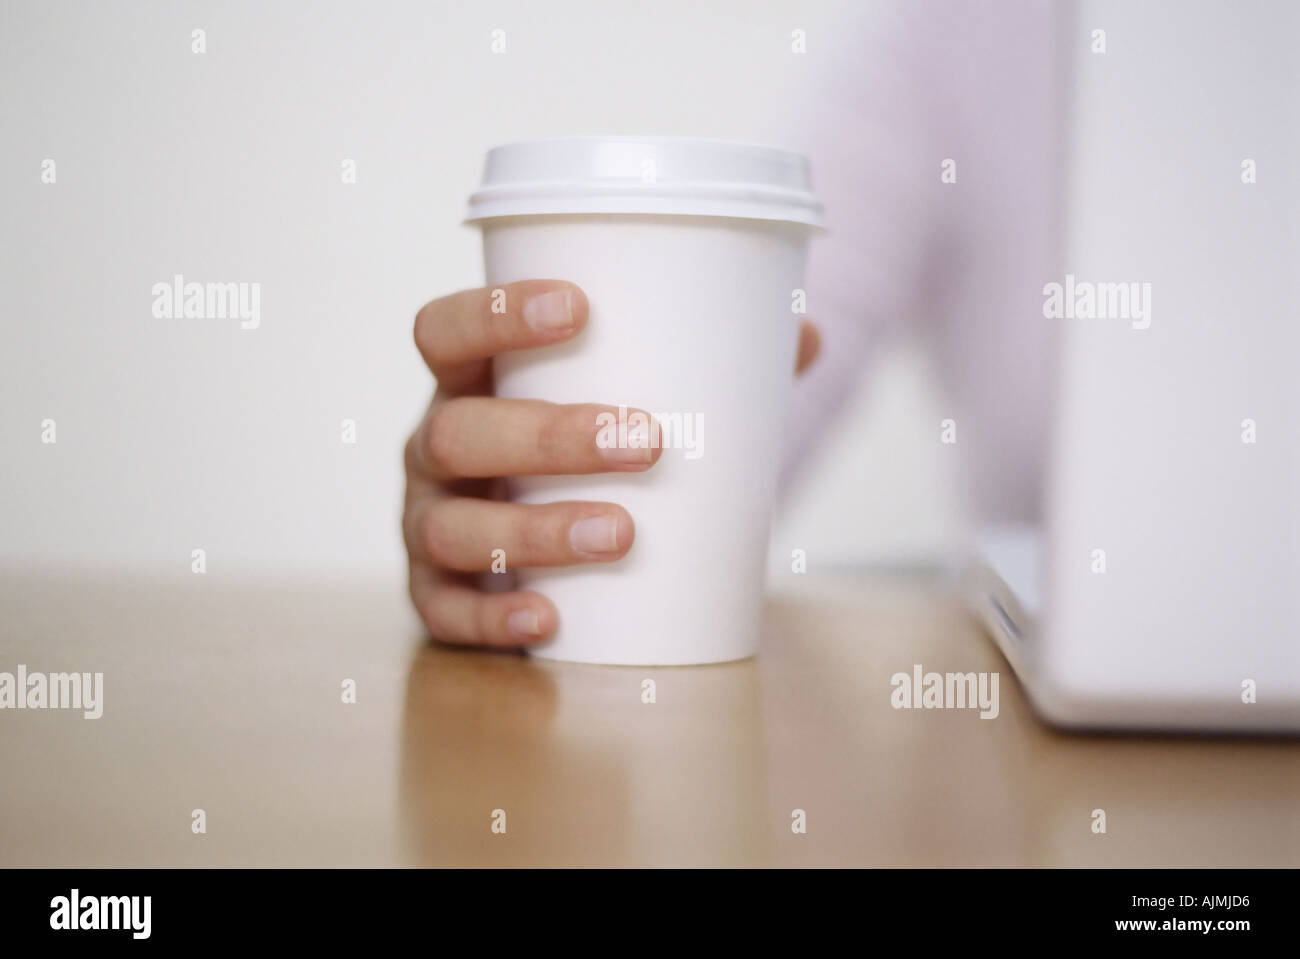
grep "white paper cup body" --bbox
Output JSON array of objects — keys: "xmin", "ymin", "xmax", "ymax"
[{"xmin": 467, "ymin": 139, "xmax": 820, "ymax": 665}]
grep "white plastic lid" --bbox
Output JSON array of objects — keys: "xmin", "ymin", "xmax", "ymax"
[{"xmin": 464, "ymin": 136, "xmax": 823, "ymax": 228}]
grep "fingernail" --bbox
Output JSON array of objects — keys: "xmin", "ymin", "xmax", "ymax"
[
  {"xmin": 599, "ymin": 426, "xmax": 653, "ymax": 467},
  {"xmin": 507, "ymin": 609, "xmax": 542, "ymax": 638},
  {"xmin": 569, "ymin": 514, "xmax": 621, "ymax": 554},
  {"xmin": 523, "ymin": 290, "xmax": 573, "ymax": 332}
]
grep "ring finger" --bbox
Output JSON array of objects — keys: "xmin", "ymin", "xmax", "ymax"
[{"xmin": 406, "ymin": 497, "xmax": 636, "ymax": 572}]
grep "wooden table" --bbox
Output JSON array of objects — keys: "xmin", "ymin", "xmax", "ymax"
[{"xmin": 2, "ymin": 570, "xmax": 1296, "ymax": 867}]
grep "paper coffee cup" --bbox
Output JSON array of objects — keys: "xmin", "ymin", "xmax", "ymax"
[{"xmin": 465, "ymin": 136, "xmax": 822, "ymax": 665}]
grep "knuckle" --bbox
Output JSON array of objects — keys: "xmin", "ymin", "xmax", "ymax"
[
  {"xmin": 415, "ymin": 590, "xmax": 440, "ymax": 635},
  {"xmin": 401, "ymin": 504, "xmax": 419, "ymax": 553},
  {"xmin": 420, "ymin": 597, "xmax": 454, "ymax": 643},
  {"xmin": 410, "ymin": 578, "xmax": 440, "ymax": 631},
  {"xmin": 424, "ymin": 402, "xmax": 462, "ymax": 476},
  {"xmin": 419, "ymin": 505, "xmax": 457, "ymax": 568},
  {"xmin": 413, "ymin": 304, "xmax": 433, "ymax": 352}
]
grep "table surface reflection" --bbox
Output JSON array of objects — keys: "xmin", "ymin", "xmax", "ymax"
[{"xmin": 2, "ymin": 570, "xmax": 1296, "ymax": 867}]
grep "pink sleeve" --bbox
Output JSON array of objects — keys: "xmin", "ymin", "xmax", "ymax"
[
  {"xmin": 779, "ymin": 4, "xmax": 943, "ymax": 491},
  {"xmin": 779, "ymin": 1, "xmax": 1063, "ymax": 524}
]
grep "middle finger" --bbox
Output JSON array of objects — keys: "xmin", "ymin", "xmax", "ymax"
[{"xmin": 410, "ymin": 398, "xmax": 663, "ymax": 481}]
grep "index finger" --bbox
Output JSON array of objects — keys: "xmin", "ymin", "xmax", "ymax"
[{"xmin": 414, "ymin": 279, "xmax": 588, "ymax": 381}]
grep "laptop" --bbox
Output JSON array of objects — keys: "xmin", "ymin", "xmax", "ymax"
[{"xmin": 965, "ymin": 0, "xmax": 1300, "ymax": 732}]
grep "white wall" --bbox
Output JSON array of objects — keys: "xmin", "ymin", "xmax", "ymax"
[{"xmin": 0, "ymin": 0, "xmax": 957, "ymax": 583}]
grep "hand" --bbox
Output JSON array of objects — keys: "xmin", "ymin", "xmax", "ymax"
[{"xmin": 403, "ymin": 279, "xmax": 821, "ymax": 648}]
